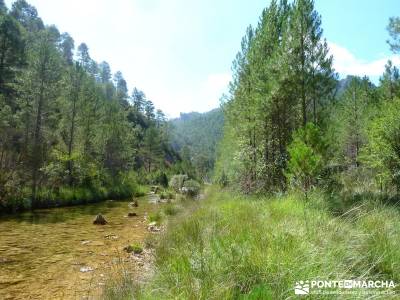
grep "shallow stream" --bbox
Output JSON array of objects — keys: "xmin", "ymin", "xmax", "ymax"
[{"xmin": 0, "ymin": 196, "xmax": 158, "ymax": 299}]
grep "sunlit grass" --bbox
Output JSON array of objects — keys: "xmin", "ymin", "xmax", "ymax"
[{"xmin": 104, "ymin": 187, "xmax": 400, "ymax": 299}]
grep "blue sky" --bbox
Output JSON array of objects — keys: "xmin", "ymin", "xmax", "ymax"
[{"xmin": 5, "ymin": 0, "xmax": 400, "ymax": 117}]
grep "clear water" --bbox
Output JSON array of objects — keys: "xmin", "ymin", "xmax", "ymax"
[{"xmin": 0, "ymin": 197, "xmax": 158, "ymax": 299}]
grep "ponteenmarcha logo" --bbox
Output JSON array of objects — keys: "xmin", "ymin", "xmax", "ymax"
[
  {"xmin": 294, "ymin": 281, "xmax": 310, "ymax": 295},
  {"xmin": 294, "ymin": 279, "xmax": 396, "ymax": 296}
]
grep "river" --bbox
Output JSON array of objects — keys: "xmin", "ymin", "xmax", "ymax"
[{"xmin": 0, "ymin": 196, "xmax": 160, "ymax": 299}]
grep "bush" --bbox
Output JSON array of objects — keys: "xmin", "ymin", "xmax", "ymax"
[
  {"xmin": 163, "ymin": 204, "xmax": 181, "ymax": 216},
  {"xmin": 182, "ymin": 179, "xmax": 201, "ymax": 197},
  {"xmin": 286, "ymin": 123, "xmax": 327, "ymax": 196},
  {"xmin": 169, "ymin": 174, "xmax": 189, "ymax": 192},
  {"xmin": 124, "ymin": 243, "xmax": 143, "ymax": 254},
  {"xmin": 148, "ymin": 211, "xmax": 163, "ymax": 225},
  {"xmin": 362, "ymin": 98, "xmax": 400, "ymax": 193}
]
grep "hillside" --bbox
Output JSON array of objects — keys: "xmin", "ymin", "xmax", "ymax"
[{"xmin": 169, "ymin": 108, "xmax": 224, "ymax": 179}]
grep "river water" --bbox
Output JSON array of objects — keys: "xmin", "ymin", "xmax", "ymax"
[{"xmin": 0, "ymin": 196, "xmax": 159, "ymax": 299}]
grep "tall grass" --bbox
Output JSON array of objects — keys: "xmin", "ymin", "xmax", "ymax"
[{"xmin": 119, "ymin": 187, "xmax": 399, "ymax": 299}]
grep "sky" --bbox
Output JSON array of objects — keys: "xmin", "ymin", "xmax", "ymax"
[{"xmin": 4, "ymin": 0, "xmax": 400, "ymax": 118}]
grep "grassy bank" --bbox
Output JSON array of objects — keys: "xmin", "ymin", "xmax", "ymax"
[
  {"xmin": 0, "ymin": 182, "xmax": 148, "ymax": 214},
  {"xmin": 104, "ymin": 187, "xmax": 400, "ymax": 299}
]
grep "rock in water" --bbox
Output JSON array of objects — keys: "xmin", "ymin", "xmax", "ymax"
[
  {"xmin": 128, "ymin": 212, "xmax": 138, "ymax": 217},
  {"xmin": 93, "ymin": 214, "xmax": 107, "ymax": 225},
  {"xmin": 130, "ymin": 199, "xmax": 139, "ymax": 207},
  {"xmin": 80, "ymin": 266, "xmax": 94, "ymax": 273}
]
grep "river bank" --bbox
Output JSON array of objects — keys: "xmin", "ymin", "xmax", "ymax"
[{"xmin": 0, "ymin": 183, "xmax": 148, "ymax": 214}]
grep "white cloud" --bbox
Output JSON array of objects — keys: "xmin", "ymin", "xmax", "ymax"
[{"xmin": 328, "ymin": 42, "xmax": 400, "ymax": 79}]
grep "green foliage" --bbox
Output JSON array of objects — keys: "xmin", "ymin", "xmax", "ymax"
[
  {"xmin": 125, "ymin": 243, "xmax": 143, "ymax": 254},
  {"xmin": 362, "ymin": 98, "xmax": 400, "ymax": 192},
  {"xmin": 148, "ymin": 211, "xmax": 163, "ymax": 225},
  {"xmin": 286, "ymin": 123, "xmax": 326, "ymax": 194},
  {"xmin": 169, "ymin": 174, "xmax": 189, "ymax": 192},
  {"xmin": 0, "ymin": 12, "xmax": 25, "ymax": 95},
  {"xmin": 387, "ymin": 16, "xmax": 400, "ymax": 53},
  {"xmin": 0, "ymin": 1, "xmax": 181, "ymax": 212},
  {"xmin": 217, "ymin": 0, "xmax": 336, "ymax": 193},
  {"xmin": 170, "ymin": 109, "xmax": 224, "ymax": 179},
  {"xmin": 163, "ymin": 204, "xmax": 181, "ymax": 216},
  {"xmin": 182, "ymin": 179, "xmax": 201, "ymax": 197}
]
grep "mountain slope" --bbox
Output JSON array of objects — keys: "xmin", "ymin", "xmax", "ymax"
[{"xmin": 169, "ymin": 108, "xmax": 224, "ymax": 178}]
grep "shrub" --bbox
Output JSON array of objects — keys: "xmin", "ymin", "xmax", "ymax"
[
  {"xmin": 182, "ymin": 180, "xmax": 201, "ymax": 197},
  {"xmin": 169, "ymin": 174, "xmax": 189, "ymax": 192},
  {"xmin": 182, "ymin": 179, "xmax": 201, "ymax": 197},
  {"xmin": 286, "ymin": 123, "xmax": 327, "ymax": 196},
  {"xmin": 362, "ymin": 98, "xmax": 400, "ymax": 193},
  {"xmin": 149, "ymin": 211, "xmax": 163, "ymax": 224},
  {"xmin": 124, "ymin": 243, "xmax": 143, "ymax": 254},
  {"xmin": 164, "ymin": 204, "xmax": 181, "ymax": 216}
]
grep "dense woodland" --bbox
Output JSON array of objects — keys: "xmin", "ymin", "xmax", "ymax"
[
  {"xmin": 215, "ymin": 0, "xmax": 400, "ymax": 201},
  {"xmin": 0, "ymin": 0, "xmax": 195, "ymax": 212}
]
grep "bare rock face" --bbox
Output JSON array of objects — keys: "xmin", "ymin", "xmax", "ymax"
[{"xmin": 93, "ymin": 214, "xmax": 107, "ymax": 225}]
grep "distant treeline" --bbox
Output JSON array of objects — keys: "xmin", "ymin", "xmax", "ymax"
[{"xmin": 170, "ymin": 109, "xmax": 224, "ymax": 180}]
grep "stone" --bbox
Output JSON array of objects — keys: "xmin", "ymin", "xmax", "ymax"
[
  {"xmin": 93, "ymin": 214, "xmax": 107, "ymax": 225},
  {"xmin": 80, "ymin": 266, "xmax": 94, "ymax": 273},
  {"xmin": 129, "ymin": 199, "xmax": 139, "ymax": 207},
  {"xmin": 128, "ymin": 212, "xmax": 138, "ymax": 217},
  {"xmin": 147, "ymin": 222, "xmax": 161, "ymax": 232}
]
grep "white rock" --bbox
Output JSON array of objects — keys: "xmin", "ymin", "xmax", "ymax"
[{"xmin": 80, "ymin": 266, "xmax": 94, "ymax": 273}]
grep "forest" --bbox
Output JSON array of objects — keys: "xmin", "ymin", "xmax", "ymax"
[
  {"xmin": 170, "ymin": 108, "xmax": 224, "ymax": 181},
  {"xmin": 0, "ymin": 0, "xmax": 399, "ymax": 299},
  {"xmin": 0, "ymin": 0, "xmax": 198, "ymax": 213},
  {"xmin": 215, "ymin": 1, "xmax": 400, "ymax": 198}
]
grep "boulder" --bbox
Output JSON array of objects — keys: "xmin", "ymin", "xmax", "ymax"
[
  {"xmin": 130, "ymin": 199, "xmax": 139, "ymax": 207},
  {"xmin": 93, "ymin": 214, "xmax": 107, "ymax": 225}
]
